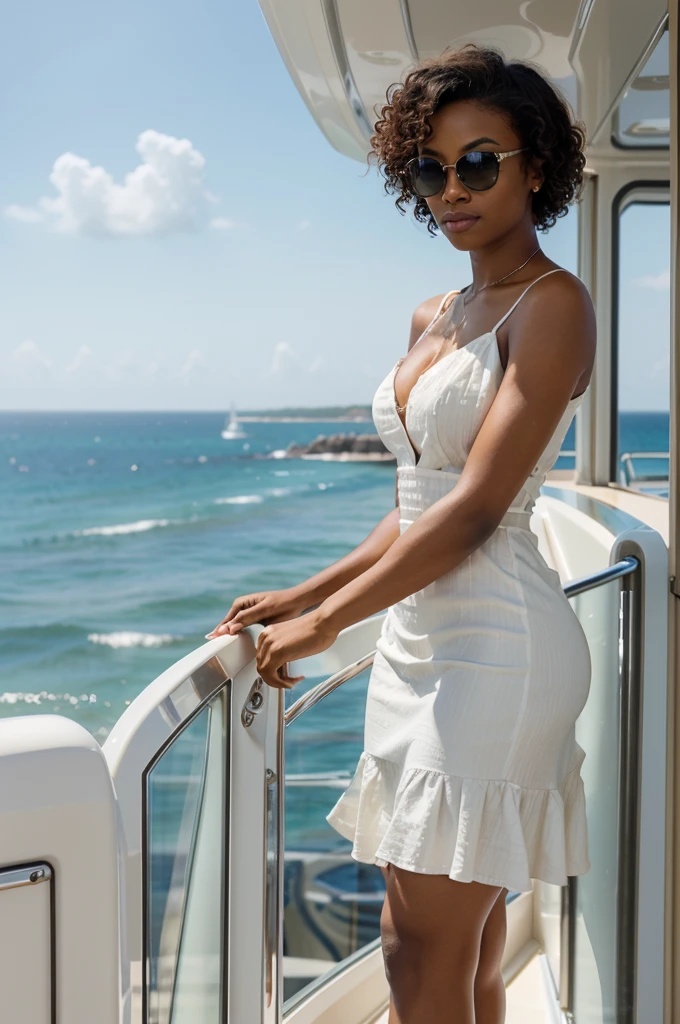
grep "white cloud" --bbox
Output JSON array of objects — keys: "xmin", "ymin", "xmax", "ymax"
[
  {"xmin": 5, "ymin": 204, "xmax": 43, "ymax": 223},
  {"xmin": 13, "ymin": 339, "xmax": 53, "ymax": 369},
  {"xmin": 269, "ymin": 341, "xmax": 305, "ymax": 375},
  {"xmin": 4, "ymin": 130, "xmax": 225, "ymax": 237},
  {"xmin": 104, "ymin": 351, "xmax": 135, "ymax": 382},
  {"xmin": 633, "ymin": 267, "xmax": 670, "ymax": 290},
  {"xmin": 270, "ymin": 342, "xmax": 329, "ymax": 377},
  {"xmin": 180, "ymin": 349, "xmax": 204, "ymax": 376},
  {"xmin": 210, "ymin": 217, "xmax": 235, "ymax": 230},
  {"xmin": 64, "ymin": 344, "xmax": 92, "ymax": 374},
  {"xmin": 295, "ymin": 219, "xmax": 312, "ymax": 232}
]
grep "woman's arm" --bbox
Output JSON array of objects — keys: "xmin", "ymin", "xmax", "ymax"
[
  {"xmin": 269, "ymin": 295, "xmax": 450, "ymax": 605},
  {"xmin": 210, "ymin": 298, "xmax": 447, "ymax": 638},
  {"xmin": 318, "ymin": 274, "xmax": 595, "ymax": 631},
  {"xmin": 293, "ymin": 507, "xmax": 401, "ymax": 610},
  {"xmin": 207, "ymin": 506, "xmax": 401, "ymax": 637},
  {"xmin": 254, "ymin": 273, "xmax": 596, "ymax": 685}
]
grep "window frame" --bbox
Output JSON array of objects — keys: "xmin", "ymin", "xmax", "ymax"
[{"xmin": 610, "ymin": 179, "xmax": 670, "ymax": 486}]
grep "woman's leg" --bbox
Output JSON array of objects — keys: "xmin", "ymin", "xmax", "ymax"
[
  {"xmin": 474, "ymin": 887, "xmax": 508, "ymax": 1023},
  {"xmin": 379, "ymin": 863, "xmax": 503, "ymax": 1024}
]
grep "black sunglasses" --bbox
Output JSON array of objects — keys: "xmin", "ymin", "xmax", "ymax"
[{"xmin": 406, "ymin": 148, "xmax": 529, "ymax": 197}]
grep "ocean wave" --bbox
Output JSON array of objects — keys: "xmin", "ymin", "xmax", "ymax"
[
  {"xmin": 214, "ymin": 486, "xmax": 305, "ymax": 505},
  {"xmin": 76, "ymin": 519, "xmax": 171, "ymax": 537},
  {"xmin": 0, "ymin": 691, "xmax": 97, "ymax": 706},
  {"xmin": 87, "ymin": 631, "xmax": 179, "ymax": 648},
  {"xmin": 215, "ymin": 494, "xmax": 264, "ymax": 505}
]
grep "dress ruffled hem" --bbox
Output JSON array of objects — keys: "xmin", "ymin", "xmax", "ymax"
[{"xmin": 326, "ymin": 749, "xmax": 590, "ymax": 893}]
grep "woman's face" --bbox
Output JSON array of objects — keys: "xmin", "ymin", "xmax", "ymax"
[{"xmin": 420, "ymin": 99, "xmax": 543, "ymax": 250}]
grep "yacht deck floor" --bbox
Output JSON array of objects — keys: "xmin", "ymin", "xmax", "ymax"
[{"xmin": 373, "ymin": 953, "xmax": 559, "ymax": 1023}]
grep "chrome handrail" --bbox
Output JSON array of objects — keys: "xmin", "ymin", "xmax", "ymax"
[
  {"xmin": 620, "ymin": 450, "xmax": 669, "ymax": 461},
  {"xmin": 564, "ymin": 555, "xmax": 639, "ymax": 597},
  {"xmin": 284, "ymin": 651, "xmax": 376, "ymax": 727},
  {"xmin": 619, "ymin": 450, "xmax": 669, "ymax": 485}
]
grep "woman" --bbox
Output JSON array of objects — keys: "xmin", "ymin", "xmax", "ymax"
[{"xmin": 208, "ymin": 43, "xmax": 595, "ymax": 1024}]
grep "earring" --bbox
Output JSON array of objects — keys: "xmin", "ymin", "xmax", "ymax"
[{"xmin": 533, "ymin": 185, "xmax": 540, "ymax": 192}]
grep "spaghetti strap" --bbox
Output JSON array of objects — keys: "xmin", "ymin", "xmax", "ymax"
[
  {"xmin": 492, "ymin": 268, "xmax": 569, "ymax": 333},
  {"xmin": 435, "ymin": 289, "xmax": 459, "ymax": 319}
]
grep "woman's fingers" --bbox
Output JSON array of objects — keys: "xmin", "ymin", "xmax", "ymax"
[
  {"xmin": 206, "ymin": 599, "xmax": 266, "ymax": 638},
  {"xmin": 206, "ymin": 607, "xmax": 240, "ymax": 638},
  {"xmin": 205, "ymin": 590, "xmax": 301, "ymax": 641},
  {"xmin": 256, "ymin": 628, "xmax": 305, "ymax": 688},
  {"xmin": 260, "ymin": 664, "xmax": 305, "ymax": 689}
]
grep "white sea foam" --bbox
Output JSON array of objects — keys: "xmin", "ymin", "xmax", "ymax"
[
  {"xmin": 88, "ymin": 631, "xmax": 177, "ymax": 648},
  {"xmin": 215, "ymin": 494, "xmax": 264, "ymax": 505},
  {"xmin": 0, "ymin": 691, "xmax": 97, "ymax": 705},
  {"xmin": 76, "ymin": 519, "xmax": 170, "ymax": 536},
  {"xmin": 267, "ymin": 487, "xmax": 292, "ymax": 497}
]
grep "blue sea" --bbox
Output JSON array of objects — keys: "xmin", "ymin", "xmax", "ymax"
[{"xmin": 0, "ymin": 410, "xmax": 668, "ymax": 792}]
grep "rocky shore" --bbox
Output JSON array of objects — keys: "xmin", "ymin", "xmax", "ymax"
[{"xmin": 283, "ymin": 432, "xmax": 395, "ymax": 462}]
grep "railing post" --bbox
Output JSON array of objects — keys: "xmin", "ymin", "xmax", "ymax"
[
  {"xmin": 264, "ymin": 688, "xmax": 285, "ymax": 1023},
  {"xmin": 560, "ymin": 877, "xmax": 577, "ymax": 1018},
  {"xmin": 559, "ymin": 555, "xmax": 643, "ymax": 1023},
  {"xmin": 616, "ymin": 558, "xmax": 643, "ymax": 1024}
]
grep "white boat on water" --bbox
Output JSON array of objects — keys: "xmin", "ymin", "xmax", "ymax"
[
  {"xmin": 2, "ymin": 3, "xmax": 680, "ymax": 1023},
  {"xmin": 221, "ymin": 404, "xmax": 247, "ymax": 440}
]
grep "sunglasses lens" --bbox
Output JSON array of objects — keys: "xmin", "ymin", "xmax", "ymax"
[
  {"xmin": 408, "ymin": 157, "xmax": 446, "ymax": 198},
  {"xmin": 456, "ymin": 152, "xmax": 500, "ymax": 191}
]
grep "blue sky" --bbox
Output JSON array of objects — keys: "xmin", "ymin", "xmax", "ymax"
[{"xmin": 0, "ymin": 0, "xmax": 670, "ymax": 412}]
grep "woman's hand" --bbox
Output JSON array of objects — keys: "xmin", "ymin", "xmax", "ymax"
[
  {"xmin": 205, "ymin": 587, "xmax": 309, "ymax": 639},
  {"xmin": 256, "ymin": 610, "xmax": 339, "ymax": 689}
]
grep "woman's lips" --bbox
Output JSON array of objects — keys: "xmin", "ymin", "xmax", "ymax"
[{"xmin": 442, "ymin": 216, "xmax": 479, "ymax": 233}]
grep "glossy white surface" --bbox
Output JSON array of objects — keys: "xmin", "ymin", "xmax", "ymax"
[
  {"xmin": 571, "ymin": 0, "xmax": 667, "ymax": 143},
  {"xmin": 104, "ymin": 629, "xmax": 278, "ymax": 1024},
  {"xmin": 0, "ymin": 879, "xmax": 52, "ymax": 1024},
  {"xmin": 257, "ymin": 0, "xmax": 669, "ymax": 157},
  {"xmin": 257, "ymin": 0, "xmax": 373, "ymax": 160},
  {"xmin": 0, "ymin": 716, "xmax": 120, "ymax": 1024}
]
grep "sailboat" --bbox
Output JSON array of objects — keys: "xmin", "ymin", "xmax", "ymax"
[{"xmin": 221, "ymin": 403, "xmax": 247, "ymax": 440}]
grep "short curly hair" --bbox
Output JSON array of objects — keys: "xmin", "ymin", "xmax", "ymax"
[{"xmin": 370, "ymin": 43, "xmax": 587, "ymax": 235}]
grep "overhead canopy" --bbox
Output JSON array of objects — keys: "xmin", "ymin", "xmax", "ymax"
[{"xmin": 257, "ymin": 0, "xmax": 669, "ymax": 160}]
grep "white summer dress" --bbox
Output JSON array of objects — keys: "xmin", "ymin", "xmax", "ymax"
[{"xmin": 326, "ymin": 268, "xmax": 592, "ymax": 894}]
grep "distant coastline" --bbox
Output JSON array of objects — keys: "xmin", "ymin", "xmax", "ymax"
[
  {"xmin": 239, "ymin": 416, "xmax": 371, "ymax": 422},
  {"xmin": 238, "ymin": 404, "xmax": 373, "ymax": 423}
]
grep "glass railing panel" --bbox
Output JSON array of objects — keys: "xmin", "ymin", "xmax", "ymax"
[
  {"xmin": 282, "ymin": 667, "xmax": 385, "ymax": 1008},
  {"xmin": 568, "ymin": 577, "xmax": 624, "ymax": 1022},
  {"xmin": 144, "ymin": 687, "xmax": 228, "ymax": 1024}
]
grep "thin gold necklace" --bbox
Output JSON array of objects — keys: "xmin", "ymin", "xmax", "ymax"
[
  {"xmin": 394, "ymin": 246, "xmax": 543, "ymax": 416},
  {"xmin": 449, "ymin": 245, "xmax": 542, "ymax": 329}
]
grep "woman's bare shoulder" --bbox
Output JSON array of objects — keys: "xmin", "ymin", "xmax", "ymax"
[{"xmin": 408, "ymin": 292, "xmax": 454, "ymax": 351}]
